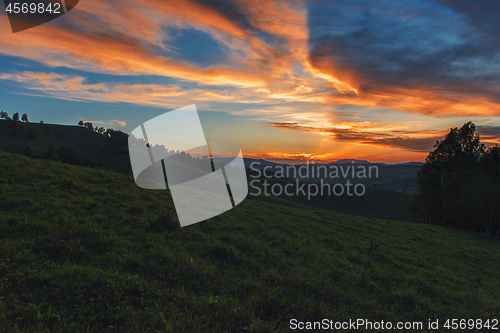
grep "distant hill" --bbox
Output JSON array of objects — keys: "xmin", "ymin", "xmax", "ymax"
[
  {"xmin": 0, "ymin": 120, "xmax": 133, "ymax": 174},
  {"xmin": 246, "ymin": 161, "xmax": 421, "ymax": 193},
  {"xmin": 328, "ymin": 158, "xmax": 373, "ymax": 164},
  {"xmin": 395, "ymin": 161, "xmax": 425, "ymax": 166},
  {"xmin": 243, "ymin": 158, "xmax": 282, "ymax": 168},
  {"xmin": 0, "ymin": 121, "xmax": 290, "ymax": 174}
]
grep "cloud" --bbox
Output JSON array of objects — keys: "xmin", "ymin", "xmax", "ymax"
[
  {"xmin": 271, "ymin": 121, "xmax": 445, "ymax": 152},
  {"xmin": 271, "ymin": 120, "xmax": 500, "ymax": 152},
  {"xmin": 84, "ymin": 119, "xmax": 127, "ymax": 128},
  {"xmin": 305, "ymin": 0, "xmax": 500, "ymax": 116},
  {"xmin": 0, "ymin": 0, "xmax": 308, "ymax": 89},
  {"xmin": 0, "ymin": 71, "xmax": 292, "ymax": 109},
  {"xmin": 436, "ymin": 0, "xmax": 500, "ymax": 46},
  {"xmin": 476, "ymin": 125, "xmax": 500, "ymax": 145}
]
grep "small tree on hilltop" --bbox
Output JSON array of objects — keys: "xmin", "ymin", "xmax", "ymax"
[
  {"xmin": 12, "ymin": 112, "xmax": 20, "ymax": 121},
  {"xmin": 84, "ymin": 122, "xmax": 94, "ymax": 131},
  {"xmin": 21, "ymin": 113, "xmax": 29, "ymax": 123},
  {"xmin": 78, "ymin": 120, "xmax": 84, "ymax": 126}
]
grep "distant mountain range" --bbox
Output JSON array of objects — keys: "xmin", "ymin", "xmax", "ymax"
[
  {"xmin": 327, "ymin": 159, "xmax": 373, "ymax": 165},
  {"xmin": 240, "ymin": 157, "xmax": 424, "ymax": 167},
  {"xmin": 394, "ymin": 162, "xmax": 425, "ymax": 166}
]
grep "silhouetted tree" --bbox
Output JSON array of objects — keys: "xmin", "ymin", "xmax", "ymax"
[
  {"xmin": 409, "ymin": 122, "xmax": 490, "ymax": 231},
  {"xmin": 84, "ymin": 122, "xmax": 94, "ymax": 131},
  {"xmin": 21, "ymin": 113, "xmax": 29, "ymax": 123},
  {"xmin": 0, "ymin": 111, "xmax": 9, "ymax": 119},
  {"xmin": 106, "ymin": 128, "xmax": 128, "ymax": 147},
  {"xmin": 40, "ymin": 120, "xmax": 45, "ymax": 124},
  {"xmin": 12, "ymin": 112, "xmax": 20, "ymax": 121},
  {"xmin": 78, "ymin": 120, "xmax": 84, "ymax": 126}
]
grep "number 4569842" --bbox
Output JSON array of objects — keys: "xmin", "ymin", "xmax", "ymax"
[
  {"xmin": 5, "ymin": 2, "xmax": 61, "ymax": 14},
  {"xmin": 443, "ymin": 319, "xmax": 498, "ymax": 330}
]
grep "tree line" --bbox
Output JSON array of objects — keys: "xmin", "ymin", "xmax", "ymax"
[
  {"xmin": 1, "ymin": 111, "xmax": 43, "ymax": 123},
  {"xmin": 128, "ymin": 133, "xmax": 225, "ymax": 171},
  {"xmin": 77, "ymin": 120, "xmax": 129, "ymax": 147},
  {"xmin": 409, "ymin": 122, "xmax": 500, "ymax": 237}
]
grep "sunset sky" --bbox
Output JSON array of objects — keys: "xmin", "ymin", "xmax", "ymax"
[{"xmin": 1, "ymin": 0, "xmax": 500, "ymax": 163}]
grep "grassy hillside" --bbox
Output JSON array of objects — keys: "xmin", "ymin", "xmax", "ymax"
[{"xmin": 1, "ymin": 151, "xmax": 499, "ymax": 332}]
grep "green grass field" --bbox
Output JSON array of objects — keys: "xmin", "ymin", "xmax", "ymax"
[{"xmin": 1, "ymin": 150, "xmax": 499, "ymax": 332}]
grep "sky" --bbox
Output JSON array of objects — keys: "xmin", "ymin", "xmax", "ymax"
[{"xmin": 1, "ymin": 0, "xmax": 500, "ymax": 163}]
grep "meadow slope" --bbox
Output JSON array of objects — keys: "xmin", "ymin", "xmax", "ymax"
[{"xmin": 0, "ymin": 151, "xmax": 499, "ymax": 332}]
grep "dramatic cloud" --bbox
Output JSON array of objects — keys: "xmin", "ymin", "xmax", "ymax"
[
  {"xmin": 272, "ymin": 120, "xmax": 500, "ymax": 153},
  {"xmin": 1, "ymin": 0, "xmax": 500, "ymax": 162},
  {"xmin": 306, "ymin": 0, "xmax": 500, "ymax": 116},
  {"xmin": 476, "ymin": 125, "xmax": 500, "ymax": 146},
  {"xmin": 271, "ymin": 121, "xmax": 447, "ymax": 152},
  {"xmin": 83, "ymin": 119, "xmax": 127, "ymax": 128},
  {"xmin": 0, "ymin": 0, "xmax": 307, "ymax": 88}
]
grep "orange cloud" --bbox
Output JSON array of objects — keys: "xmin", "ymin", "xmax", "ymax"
[
  {"xmin": 82, "ymin": 119, "xmax": 127, "ymax": 128},
  {"xmin": 306, "ymin": 48, "xmax": 500, "ymax": 116},
  {"xmin": 0, "ymin": 71, "xmax": 280, "ymax": 109},
  {"xmin": 270, "ymin": 121, "xmax": 449, "ymax": 153},
  {"xmin": 0, "ymin": 0, "xmax": 309, "ymax": 90}
]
